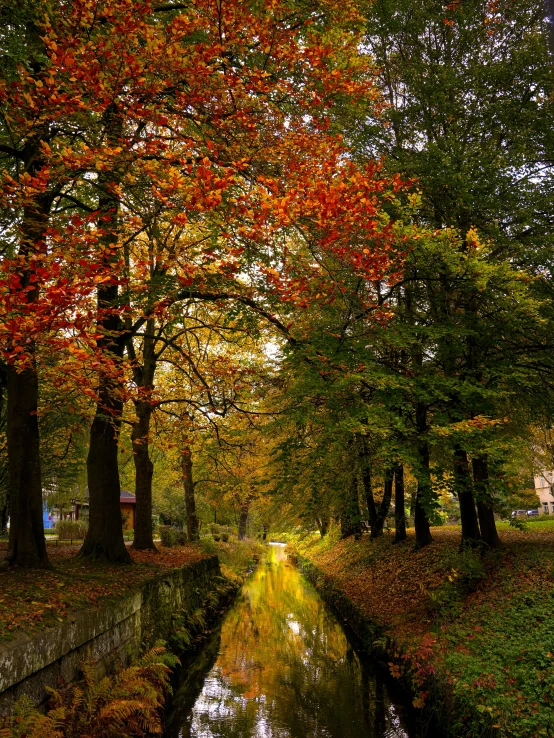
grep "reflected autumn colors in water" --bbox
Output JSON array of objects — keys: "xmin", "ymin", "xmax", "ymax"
[{"xmin": 165, "ymin": 543, "xmax": 416, "ymax": 738}]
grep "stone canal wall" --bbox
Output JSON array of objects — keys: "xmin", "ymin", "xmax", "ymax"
[{"xmin": 0, "ymin": 555, "xmax": 220, "ymax": 715}]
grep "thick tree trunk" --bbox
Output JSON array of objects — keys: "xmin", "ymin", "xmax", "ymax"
[
  {"xmin": 414, "ymin": 404, "xmax": 433, "ymax": 549},
  {"xmin": 394, "ymin": 464, "xmax": 407, "ymax": 543},
  {"xmin": 473, "ymin": 455, "xmax": 501, "ymax": 547},
  {"xmin": 238, "ymin": 502, "xmax": 249, "ymax": 541},
  {"xmin": 182, "ymin": 447, "xmax": 199, "ymax": 542},
  {"xmin": 80, "ymin": 104, "xmax": 130, "ymax": 564},
  {"xmin": 81, "ymin": 390, "xmax": 130, "ymax": 562},
  {"xmin": 341, "ymin": 474, "xmax": 362, "ymax": 539},
  {"xmin": 453, "ymin": 446, "xmax": 481, "ymax": 547},
  {"xmin": 131, "ymin": 402, "xmax": 156, "ymax": 550},
  {"xmin": 6, "ymin": 362, "xmax": 50, "ymax": 568},
  {"xmin": 371, "ymin": 468, "xmax": 393, "ymax": 539},
  {"xmin": 6, "ymin": 130, "xmax": 51, "ymax": 568}
]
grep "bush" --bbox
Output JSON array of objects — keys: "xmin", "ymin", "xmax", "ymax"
[
  {"xmin": 56, "ymin": 520, "xmax": 88, "ymax": 540},
  {"xmin": 159, "ymin": 526, "xmax": 187, "ymax": 547}
]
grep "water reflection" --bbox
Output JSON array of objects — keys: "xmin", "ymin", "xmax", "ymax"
[{"xmin": 165, "ymin": 543, "xmax": 415, "ymax": 738}]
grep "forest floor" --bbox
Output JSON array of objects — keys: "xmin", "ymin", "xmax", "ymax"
[
  {"xmin": 0, "ymin": 537, "xmax": 261, "ymax": 644},
  {"xmin": 293, "ymin": 526, "xmax": 554, "ymax": 738}
]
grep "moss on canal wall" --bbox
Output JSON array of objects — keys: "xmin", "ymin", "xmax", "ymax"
[{"xmin": 0, "ymin": 556, "xmax": 224, "ymax": 716}]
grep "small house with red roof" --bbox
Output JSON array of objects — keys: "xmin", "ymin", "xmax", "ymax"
[{"xmin": 74, "ymin": 488, "xmax": 136, "ymax": 530}]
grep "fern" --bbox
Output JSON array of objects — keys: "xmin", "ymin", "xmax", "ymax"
[
  {"xmin": 0, "ymin": 696, "xmax": 64, "ymax": 738},
  {"xmin": 0, "ymin": 647, "xmax": 174, "ymax": 738}
]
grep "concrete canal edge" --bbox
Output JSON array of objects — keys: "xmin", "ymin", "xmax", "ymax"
[
  {"xmin": 0, "ymin": 555, "xmax": 223, "ymax": 715},
  {"xmin": 292, "ymin": 552, "xmax": 459, "ymax": 738}
]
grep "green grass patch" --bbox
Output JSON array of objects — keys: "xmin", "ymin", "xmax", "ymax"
[{"xmin": 199, "ymin": 535, "xmax": 264, "ymax": 581}]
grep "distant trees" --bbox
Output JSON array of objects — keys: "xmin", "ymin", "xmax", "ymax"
[{"xmin": 263, "ymin": 0, "xmax": 554, "ymax": 547}]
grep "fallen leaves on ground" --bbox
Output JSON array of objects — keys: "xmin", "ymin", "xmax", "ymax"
[
  {"xmin": 298, "ymin": 527, "xmax": 554, "ymax": 738},
  {"xmin": 0, "ymin": 543, "xmax": 209, "ymax": 642}
]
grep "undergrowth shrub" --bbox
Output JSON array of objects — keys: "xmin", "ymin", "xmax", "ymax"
[
  {"xmin": 55, "ymin": 520, "xmax": 88, "ymax": 540},
  {"xmin": 0, "ymin": 646, "xmax": 177, "ymax": 738},
  {"xmin": 159, "ymin": 526, "xmax": 187, "ymax": 547},
  {"xmin": 429, "ymin": 548, "xmax": 487, "ymax": 619}
]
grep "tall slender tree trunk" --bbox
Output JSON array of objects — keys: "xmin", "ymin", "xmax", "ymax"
[
  {"xmin": 80, "ymin": 104, "xmax": 130, "ymax": 564},
  {"xmin": 371, "ymin": 468, "xmax": 393, "ymax": 539},
  {"xmin": 359, "ymin": 436, "xmax": 377, "ymax": 531},
  {"xmin": 316, "ymin": 515, "xmax": 329, "ymax": 537},
  {"xmin": 454, "ymin": 446, "xmax": 481, "ymax": 547},
  {"xmin": 238, "ymin": 501, "xmax": 249, "ymax": 541},
  {"xmin": 341, "ymin": 473, "xmax": 362, "ymax": 539},
  {"xmin": 394, "ymin": 464, "xmax": 407, "ymax": 542},
  {"xmin": 131, "ymin": 402, "xmax": 155, "ymax": 550},
  {"xmin": 182, "ymin": 447, "xmax": 199, "ymax": 542},
  {"xmin": 130, "ymin": 319, "xmax": 157, "ymax": 551},
  {"xmin": 414, "ymin": 403, "xmax": 433, "ymax": 549},
  {"xmin": 0, "ymin": 502, "xmax": 7, "ymax": 536},
  {"xmin": 6, "ymin": 133, "xmax": 51, "ymax": 569},
  {"xmin": 473, "ymin": 455, "xmax": 501, "ymax": 547}
]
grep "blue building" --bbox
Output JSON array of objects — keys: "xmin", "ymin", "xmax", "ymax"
[{"xmin": 43, "ymin": 503, "xmax": 54, "ymax": 530}]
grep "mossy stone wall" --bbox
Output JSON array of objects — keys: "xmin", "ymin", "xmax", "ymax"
[{"xmin": 0, "ymin": 555, "xmax": 220, "ymax": 715}]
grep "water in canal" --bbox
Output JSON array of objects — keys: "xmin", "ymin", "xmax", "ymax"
[{"xmin": 165, "ymin": 543, "xmax": 419, "ymax": 738}]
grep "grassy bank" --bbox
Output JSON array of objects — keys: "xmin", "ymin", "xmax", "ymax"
[
  {"xmin": 0, "ymin": 543, "xmax": 214, "ymax": 642},
  {"xmin": 293, "ymin": 527, "xmax": 554, "ymax": 738},
  {"xmin": 0, "ymin": 536, "xmax": 261, "ymax": 644}
]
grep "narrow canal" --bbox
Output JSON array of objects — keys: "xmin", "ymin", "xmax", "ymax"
[{"xmin": 165, "ymin": 543, "xmax": 419, "ymax": 738}]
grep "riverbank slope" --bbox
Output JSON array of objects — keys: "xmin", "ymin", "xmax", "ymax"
[{"xmin": 292, "ymin": 527, "xmax": 554, "ymax": 738}]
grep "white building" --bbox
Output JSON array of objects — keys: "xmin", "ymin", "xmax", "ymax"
[{"xmin": 534, "ymin": 471, "xmax": 554, "ymax": 515}]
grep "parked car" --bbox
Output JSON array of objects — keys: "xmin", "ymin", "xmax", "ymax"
[
  {"xmin": 527, "ymin": 510, "xmax": 539, "ymax": 517},
  {"xmin": 511, "ymin": 510, "xmax": 528, "ymax": 517}
]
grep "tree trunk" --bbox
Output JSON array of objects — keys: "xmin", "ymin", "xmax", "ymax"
[
  {"xmin": 0, "ymin": 504, "xmax": 7, "ymax": 536},
  {"xmin": 454, "ymin": 446, "xmax": 481, "ymax": 547},
  {"xmin": 131, "ymin": 402, "xmax": 156, "ymax": 550},
  {"xmin": 81, "ymin": 378, "xmax": 130, "ymax": 562},
  {"xmin": 238, "ymin": 502, "xmax": 249, "ymax": 541},
  {"xmin": 371, "ymin": 468, "xmax": 393, "ymax": 539},
  {"xmin": 473, "ymin": 455, "xmax": 501, "ymax": 547},
  {"xmin": 6, "ymin": 363, "xmax": 50, "ymax": 568},
  {"xmin": 6, "ymin": 129, "xmax": 51, "ymax": 568},
  {"xmin": 316, "ymin": 515, "xmax": 329, "ymax": 537},
  {"xmin": 80, "ymin": 104, "xmax": 130, "ymax": 564},
  {"xmin": 182, "ymin": 447, "xmax": 199, "ymax": 542},
  {"xmin": 130, "ymin": 318, "xmax": 157, "ymax": 551},
  {"xmin": 414, "ymin": 404, "xmax": 433, "ymax": 549},
  {"xmin": 394, "ymin": 464, "xmax": 407, "ymax": 542},
  {"xmin": 360, "ymin": 437, "xmax": 377, "ymax": 531},
  {"xmin": 341, "ymin": 474, "xmax": 362, "ymax": 539}
]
